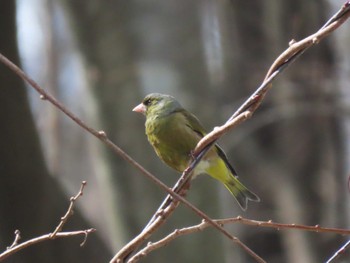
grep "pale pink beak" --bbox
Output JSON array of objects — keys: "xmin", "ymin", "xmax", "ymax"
[{"xmin": 132, "ymin": 103, "xmax": 146, "ymax": 114}]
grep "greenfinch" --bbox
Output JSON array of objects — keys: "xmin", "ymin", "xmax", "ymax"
[{"xmin": 133, "ymin": 93, "xmax": 259, "ymax": 210}]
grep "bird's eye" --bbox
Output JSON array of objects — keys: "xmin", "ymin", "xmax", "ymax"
[{"xmin": 144, "ymin": 99, "xmax": 151, "ymax": 106}]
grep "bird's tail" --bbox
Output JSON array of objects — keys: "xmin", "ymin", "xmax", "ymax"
[{"xmin": 224, "ymin": 176, "xmax": 260, "ymax": 211}]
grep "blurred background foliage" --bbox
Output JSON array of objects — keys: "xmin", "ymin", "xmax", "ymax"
[{"xmin": 1, "ymin": 0, "xmax": 350, "ymax": 262}]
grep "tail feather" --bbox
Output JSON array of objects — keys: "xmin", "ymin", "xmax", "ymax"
[{"xmin": 224, "ymin": 178, "xmax": 260, "ymax": 211}]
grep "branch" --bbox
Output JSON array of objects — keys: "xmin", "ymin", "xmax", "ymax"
[
  {"xmin": 0, "ymin": 54, "xmax": 183, "ymax": 212},
  {"xmin": 0, "ymin": 181, "xmax": 93, "ymax": 261},
  {"xmin": 195, "ymin": 1, "xmax": 350, "ymax": 157},
  {"xmin": 50, "ymin": 181, "xmax": 87, "ymax": 237},
  {"xmin": 326, "ymin": 239, "xmax": 350, "ymax": 263},
  {"xmin": 234, "ymin": 217, "xmax": 350, "ymax": 235},
  {"xmin": 0, "ymin": 230, "xmax": 95, "ymax": 262},
  {"xmin": 110, "ymin": 184, "xmax": 265, "ymax": 263},
  {"xmin": 130, "ymin": 217, "xmax": 350, "ymax": 262}
]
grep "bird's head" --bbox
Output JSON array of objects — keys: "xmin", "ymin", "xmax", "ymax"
[{"xmin": 133, "ymin": 93, "xmax": 182, "ymax": 117}]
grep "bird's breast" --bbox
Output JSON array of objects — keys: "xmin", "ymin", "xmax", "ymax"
[{"xmin": 145, "ymin": 113, "xmax": 198, "ymax": 172}]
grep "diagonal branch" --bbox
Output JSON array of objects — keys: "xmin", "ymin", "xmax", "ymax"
[{"xmin": 326, "ymin": 239, "xmax": 350, "ymax": 263}]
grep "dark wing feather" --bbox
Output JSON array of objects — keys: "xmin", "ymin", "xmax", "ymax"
[
  {"xmin": 179, "ymin": 109, "xmax": 207, "ymax": 137},
  {"xmin": 215, "ymin": 145, "xmax": 238, "ymax": 176}
]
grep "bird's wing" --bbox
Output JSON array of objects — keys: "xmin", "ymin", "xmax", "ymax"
[
  {"xmin": 180, "ymin": 109, "xmax": 238, "ymax": 176},
  {"xmin": 179, "ymin": 109, "xmax": 207, "ymax": 138},
  {"xmin": 215, "ymin": 144, "xmax": 238, "ymax": 176}
]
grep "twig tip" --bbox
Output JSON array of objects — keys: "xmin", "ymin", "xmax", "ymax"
[
  {"xmin": 289, "ymin": 39, "xmax": 297, "ymax": 46},
  {"xmin": 7, "ymin": 229, "xmax": 22, "ymax": 249}
]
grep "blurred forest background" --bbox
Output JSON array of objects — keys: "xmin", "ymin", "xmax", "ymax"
[{"xmin": 1, "ymin": 0, "xmax": 350, "ymax": 262}]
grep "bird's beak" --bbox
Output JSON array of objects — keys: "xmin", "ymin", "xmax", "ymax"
[{"xmin": 132, "ymin": 103, "xmax": 146, "ymax": 114}]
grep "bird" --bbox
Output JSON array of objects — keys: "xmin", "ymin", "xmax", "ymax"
[{"xmin": 133, "ymin": 93, "xmax": 259, "ymax": 210}]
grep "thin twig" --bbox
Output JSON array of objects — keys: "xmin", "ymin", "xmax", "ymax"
[
  {"xmin": 50, "ymin": 181, "xmax": 87, "ymax": 238},
  {"xmin": 0, "ymin": 182, "xmax": 94, "ymax": 261},
  {"xmin": 235, "ymin": 217, "xmax": 350, "ymax": 235},
  {"xmin": 130, "ymin": 217, "xmax": 350, "ymax": 262},
  {"xmin": 7, "ymin": 230, "xmax": 21, "ymax": 250},
  {"xmin": 0, "ymin": 229, "xmax": 95, "ymax": 262},
  {"xmin": 326, "ymin": 239, "xmax": 350, "ymax": 263}
]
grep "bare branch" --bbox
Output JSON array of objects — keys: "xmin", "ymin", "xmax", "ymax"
[
  {"xmin": 234, "ymin": 217, "xmax": 350, "ymax": 235},
  {"xmin": 111, "ymin": 184, "xmax": 265, "ymax": 263},
  {"xmin": 112, "ymin": 199, "xmax": 180, "ymax": 263},
  {"xmin": 128, "ymin": 223, "xmax": 208, "ymax": 263},
  {"xmin": 194, "ymin": 1, "xmax": 350, "ymax": 157},
  {"xmin": 130, "ymin": 217, "xmax": 350, "ymax": 262},
  {"xmin": 0, "ymin": 182, "xmax": 93, "ymax": 261},
  {"xmin": 326, "ymin": 239, "xmax": 350, "ymax": 263},
  {"xmin": 0, "ymin": 229, "xmax": 95, "ymax": 262},
  {"xmin": 50, "ymin": 181, "xmax": 87, "ymax": 238}
]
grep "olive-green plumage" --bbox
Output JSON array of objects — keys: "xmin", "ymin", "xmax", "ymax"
[{"xmin": 133, "ymin": 93, "xmax": 259, "ymax": 210}]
